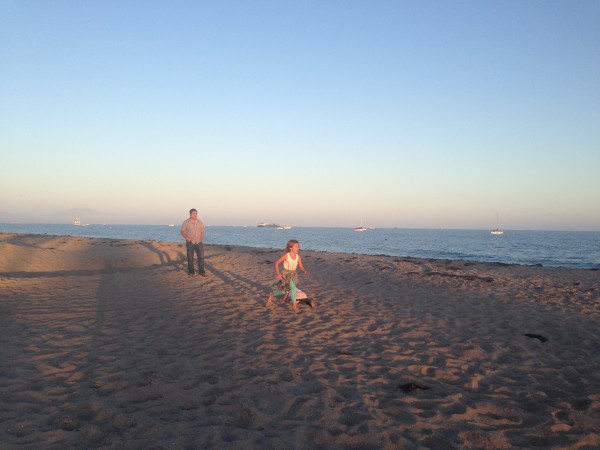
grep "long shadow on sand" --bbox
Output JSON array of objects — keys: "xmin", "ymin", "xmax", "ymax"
[{"xmin": 204, "ymin": 263, "xmax": 271, "ymax": 303}]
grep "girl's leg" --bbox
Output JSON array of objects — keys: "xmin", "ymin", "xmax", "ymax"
[
  {"xmin": 267, "ymin": 287, "xmax": 286, "ymax": 305},
  {"xmin": 289, "ymin": 278, "xmax": 298, "ymax": 312},
  {"xmin": 289, "ymin": 277, "xmax": 297, "ymax": 303}
]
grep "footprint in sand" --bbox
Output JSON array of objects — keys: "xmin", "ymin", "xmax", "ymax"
[
  {"xmin": 524, "ymin": 333, "xmax": 548, "ymax": 342},
  {"xmin": 398, "ymin": 382, "xmax": 431, "ymax": 393}
]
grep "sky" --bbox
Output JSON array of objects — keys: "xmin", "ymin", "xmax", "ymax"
[{"xmin": 1, "ymin": 0, "xmax": 599, "ymax": 231}]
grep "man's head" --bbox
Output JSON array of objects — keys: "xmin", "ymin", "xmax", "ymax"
[{"xmin": 189, "ymin": 208, "xmax": 198, "ymax": 219}]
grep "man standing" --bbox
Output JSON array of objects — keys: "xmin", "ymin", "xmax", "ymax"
[{"xmin": 180, "ymin": 208, "xmax": 207, "ymax": 277}]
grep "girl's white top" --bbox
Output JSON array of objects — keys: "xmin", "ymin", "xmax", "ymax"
[{"xmin": 283, "ymin": 253, "xmax": 298, "ymax": 271}]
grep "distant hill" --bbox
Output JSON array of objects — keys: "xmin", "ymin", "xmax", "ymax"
[{"xmin": 50, "ymin": 208, "xmax": 118, "ymax": 223}]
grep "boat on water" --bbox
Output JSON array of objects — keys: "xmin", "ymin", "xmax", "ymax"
[
  {"xmin": 257, "ymin": 222, "xmax": 279, "ymax": 228},
  {"xmin": 74, "ymin": 218, "xmax": 81, "ymax": 226},
  {"xmin": 355, "ymin": 216, "xmax": 367, "ymax": 231},
  {"xmin": 490, "ymin": 212, "xmax": 504, "ymax": 235}
]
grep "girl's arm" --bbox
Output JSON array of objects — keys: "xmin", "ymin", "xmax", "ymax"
[
  {"xmin": 274, "ymin": 253, "xmax": 287, "ymax": 278},
  {"xmin": 298, "ymin": 255, "xmax": 309, "ymax": 275}
]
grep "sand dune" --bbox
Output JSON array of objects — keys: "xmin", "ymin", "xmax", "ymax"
[{"xmin": 1, "ymin": 232, "xmax": 599, "ymax": 449}]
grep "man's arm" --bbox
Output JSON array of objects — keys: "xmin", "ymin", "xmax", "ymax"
[{"xmin": 180, "ymin": 221, "xmax": 190, "ymax": 241}]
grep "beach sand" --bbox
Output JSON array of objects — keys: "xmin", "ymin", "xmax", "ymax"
[{"xmin": 1, "ymin": 232, "xmax": 599, "ymax": 449}]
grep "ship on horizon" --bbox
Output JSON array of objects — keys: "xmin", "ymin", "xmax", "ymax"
[{"xmin": 257, "ymin": 222, "xmax": 279, "ymax": 228}]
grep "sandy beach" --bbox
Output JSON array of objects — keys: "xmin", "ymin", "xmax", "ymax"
[{"xmin": 1, "ymin": 232, "xmax": 599, "ymax": 449}]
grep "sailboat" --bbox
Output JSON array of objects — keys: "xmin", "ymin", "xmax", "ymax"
[
  {"xmin": 355, "ymin": 216, "xmax": 367, "ymax": 232},
  {"xmin": 74, "ymin": 218, "xmax": 81, "ymax": 226},
  {"xmin": 490, "ymin": 212, "xmax": 504, "ymax": 235}
]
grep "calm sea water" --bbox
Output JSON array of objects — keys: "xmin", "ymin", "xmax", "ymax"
[{"xmin": 1, "ymin": 223, "xmax": 599, "ymax": 269}]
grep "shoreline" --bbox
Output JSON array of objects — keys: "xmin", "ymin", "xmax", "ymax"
[
  {"xmin": 1, "ymin": 233, "xmax": 599, "ymax": 448},
  {"xmin": 1, "ymin": 231, "xmax": 599, "ymax": 271}
]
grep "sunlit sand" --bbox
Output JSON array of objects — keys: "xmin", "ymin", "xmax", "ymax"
[{"xmin": 1, "ymin": 233, "xmax": 599, "ymax": 448}]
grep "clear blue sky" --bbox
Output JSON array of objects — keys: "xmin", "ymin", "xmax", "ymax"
[{"xmin": 2, "ymin": 0, "xmax": 599, "ymax": 230}]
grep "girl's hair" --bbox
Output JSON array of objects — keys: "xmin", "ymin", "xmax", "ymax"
[{"xmin": 285, "ymin": 239, "xmax": 299, "ymax": 253}]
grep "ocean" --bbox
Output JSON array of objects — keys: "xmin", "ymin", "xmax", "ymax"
[{"xmin": 1, "ymin": 223, "xmax": 599, "ymax": 269}]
